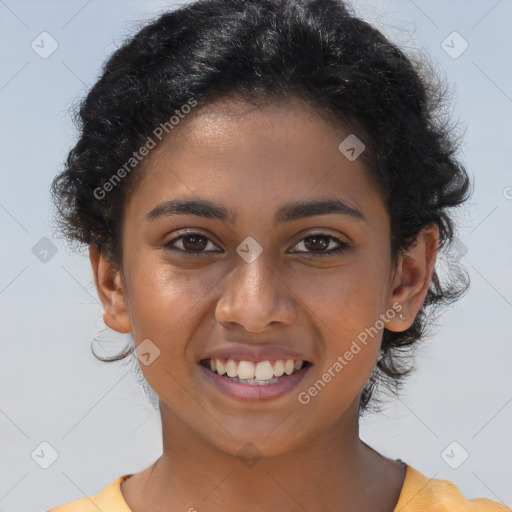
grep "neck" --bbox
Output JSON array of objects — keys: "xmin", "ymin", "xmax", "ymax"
[{"xmin": 134, "ymin": 397, "xmax": 405, "ymax": 512}]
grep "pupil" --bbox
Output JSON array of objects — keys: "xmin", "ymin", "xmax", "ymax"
[
  {"xmin": 305, "ymin": 235, "xmax": 328, "ymax": 252},
  {"xmin": 184, "ymin": 235, "xmax": 207, "ymax": 251}
]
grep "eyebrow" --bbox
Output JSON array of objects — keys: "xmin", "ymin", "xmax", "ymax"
[{"xmin": 145, "ymin": 197, "xmax": 366, "ymax": 224}]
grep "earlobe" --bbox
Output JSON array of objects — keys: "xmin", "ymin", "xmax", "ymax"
[
  {"xmin": 386, "ymin": 224, "xmax": 440, "ymax": 331},
  {"xmin": 89, "ymin": 244, "xmax": 132, "ymax": 334},
  {"xmin": 103, "ymin": 309, "xmax": 131, "ymax": 334}
]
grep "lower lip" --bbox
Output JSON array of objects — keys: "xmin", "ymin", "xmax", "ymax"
[{"xmin": 198, "ymin": 362, "xmax": 312, "ymax": 401}]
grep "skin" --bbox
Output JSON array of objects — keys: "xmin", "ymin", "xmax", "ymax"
[{"xmin": 90, "ymin": 95, "xmax": 439, "ymax": 512}]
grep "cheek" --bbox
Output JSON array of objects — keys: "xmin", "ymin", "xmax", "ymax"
[
  {"xmin": 298, "ymin": 283, "xmax": 382, "ymax": 418},
  {"xmin": 293, "ymin": 253, "xmax": 389, "ymax": 332},
  {"xmin": 123, "ymin": 263, "xmax": 210, "ymax": 390},
  {"xmin": 293, "ymin": 257, "xmax": 386, "ymax": 385},
  {"xmin": 124, "ymin": 254, "xmax": 212, "ymax": 338}
]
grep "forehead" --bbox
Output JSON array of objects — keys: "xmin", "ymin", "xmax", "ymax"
[{"xmin": 126, "ymin": 96, "xmax": 386, "ymax": 226}]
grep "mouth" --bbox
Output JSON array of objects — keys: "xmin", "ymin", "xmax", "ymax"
[{"xmin": 199, "ymin": 357, "xmax": 312, "ymax": 386}]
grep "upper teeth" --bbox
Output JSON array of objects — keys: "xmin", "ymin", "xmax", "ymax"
[{"xmin": 208, "ymin": 359, "xmax": 304, "ymax": 380}]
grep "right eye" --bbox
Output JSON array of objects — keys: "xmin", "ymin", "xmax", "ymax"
[{"xmin": 164, "ymin": 232, "xmax": 222, "ymax": 257}]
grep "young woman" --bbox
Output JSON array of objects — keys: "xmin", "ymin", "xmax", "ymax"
[{"xmin": 47, "ymin": 0, "xmax": 509, "ymax": 510}]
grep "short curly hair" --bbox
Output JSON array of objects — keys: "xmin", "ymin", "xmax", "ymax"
[{"xmin": 51, "ymin": 0, "xmax": 471, "ymax": 415}]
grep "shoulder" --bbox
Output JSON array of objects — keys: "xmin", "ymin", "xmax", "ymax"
[
  {"xmin": 45, "ymin": 466, "xmax": 511, "ymax": 512},
  {"xmin": 46, "ymin": 475, "xmax": 132, "ymax": 512},
  {"xmin": 395, "ymin": 464, "xmax": 511, "ymax": 512}
]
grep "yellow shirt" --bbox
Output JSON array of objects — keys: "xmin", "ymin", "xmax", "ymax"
[{"xmin": 47, "ymin": 463, "xmax": 511, "ymax": 511}]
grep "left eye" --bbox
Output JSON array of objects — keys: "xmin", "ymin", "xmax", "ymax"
[
  {"xmin": 164, "ymin": 232, "xmax": 349, "ymax": 258},
  {"xmin": 291, "ymin": 234, "xmax": 349, "ymax": 257}
]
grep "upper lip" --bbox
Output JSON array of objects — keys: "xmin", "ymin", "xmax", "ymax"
[{"xmin": 200, "ymin": 345, "xmax": 311, "ymax": 363}]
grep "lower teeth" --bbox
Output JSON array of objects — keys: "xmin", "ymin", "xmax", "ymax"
[{"xmin": 224, "ymin": 375, "xmax": 281, "ymax": 385}]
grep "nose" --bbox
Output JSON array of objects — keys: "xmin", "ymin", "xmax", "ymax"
[{"xmin": 215, "ymin": 251, "xmax": 296, "ymax": 332}]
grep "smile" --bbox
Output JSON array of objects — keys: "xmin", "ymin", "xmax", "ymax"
[{"xmin": 199, "ymin": 358, "xmax": 313, "ymax": 400}]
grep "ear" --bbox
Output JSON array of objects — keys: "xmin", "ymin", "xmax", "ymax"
[
  {"xmin": 386, "ymin": 223, "xmax": 440, "ymax": 332},
  {"xmin": 89, "ymin": 244, "xmax": 132, "ymax": 334}
]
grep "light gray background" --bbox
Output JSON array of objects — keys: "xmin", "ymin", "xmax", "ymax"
[{"xmin": 0, "ymin": 0, "xmax": 511, "ymax": 510}]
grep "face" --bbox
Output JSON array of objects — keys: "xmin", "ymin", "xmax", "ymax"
[{"xmin": 94, "ymin": 96, "xmax": 432, "ymax": 458}]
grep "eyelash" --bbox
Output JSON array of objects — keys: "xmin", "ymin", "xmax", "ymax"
[{"xmin": 163, "ymin": 231, "xmax": 349, "ymax": 258}]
